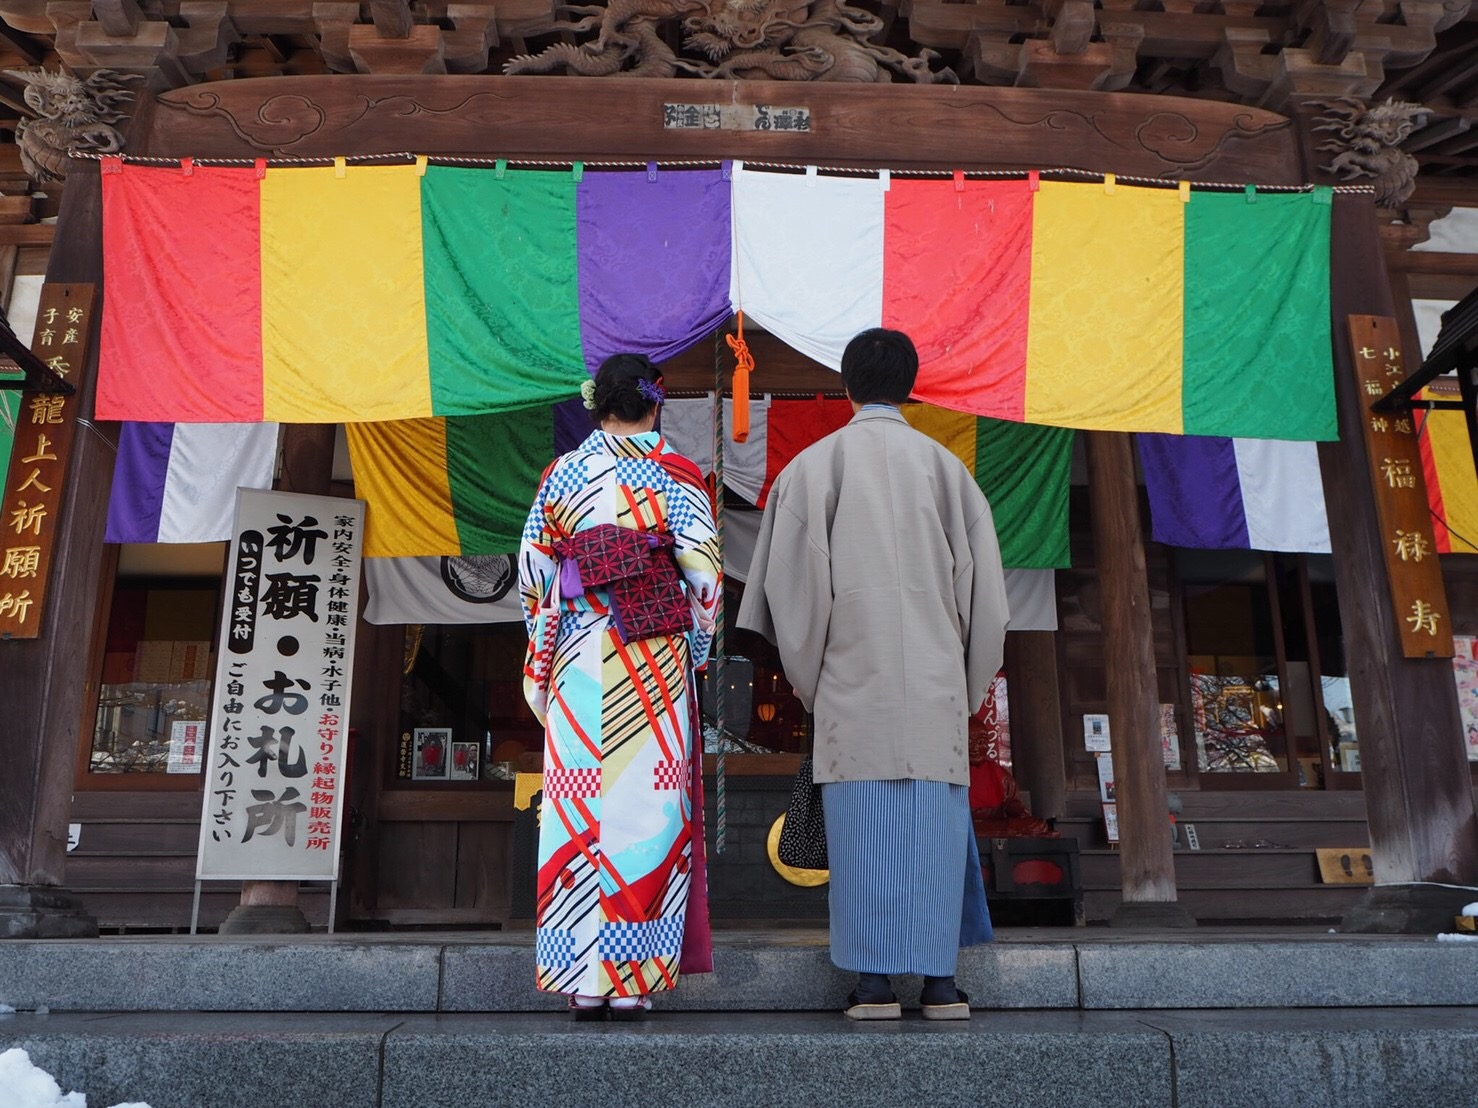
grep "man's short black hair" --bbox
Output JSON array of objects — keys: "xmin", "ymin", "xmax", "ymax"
[{"xmin": 840, "ymin": 328, "xmax": 918, "ymax": 405}]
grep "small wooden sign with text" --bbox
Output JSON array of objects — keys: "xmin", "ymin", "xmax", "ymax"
[
  {"xmin": 1346, "ymin": 314, "xmax": 1454, "ymax": 659},
  {"xmin": 0, "ymin": 283, "xmax": 96, "ymax": 639}
]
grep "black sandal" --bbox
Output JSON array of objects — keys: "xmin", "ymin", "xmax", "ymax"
[{"xmin": 569, "ymin": 997, "xmax": 608, "ymax": 1022}]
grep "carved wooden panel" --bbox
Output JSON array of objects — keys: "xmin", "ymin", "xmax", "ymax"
[{"xmin": 143, "ymin": 75, "xmax": 1302, "ymax": 183}]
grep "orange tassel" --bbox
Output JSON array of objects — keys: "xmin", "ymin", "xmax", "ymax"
[{"xmin": 726, "ymin": 311, "xmax": 754, "ymax": 444}]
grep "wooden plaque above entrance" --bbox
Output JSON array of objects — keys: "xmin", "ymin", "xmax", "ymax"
[{"xmin": 142, "ymin": 76, "xmax": 1301, "ymax": 184}]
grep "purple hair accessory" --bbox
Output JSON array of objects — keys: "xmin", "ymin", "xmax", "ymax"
[{"xmin": 636, "ymin": 377, "xmax": 666, "ymax": 406}]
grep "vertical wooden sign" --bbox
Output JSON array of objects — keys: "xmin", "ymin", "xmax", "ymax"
[
  {"xmin": 0, "ymin": 283, "xmax": 96, "ymax": 639},
  {"xmin": 1346, "ymin": 314, "xmax": 1454, "ymax": 659}
]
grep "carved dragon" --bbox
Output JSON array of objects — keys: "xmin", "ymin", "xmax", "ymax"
[
  {"xmin": 1311, "ymin": 97, "xmax": 1431, "ymax": 209},
  {"xmin": 505, "ymin": 0, "xmax": 709, "ymax": 76},
  {"xmin": 5, "ymin": 68, "xmax": 141, "ymax": 183},
  {"xmin": 505, "ymin": 0, "xmax": 955, "ymax": 83}
]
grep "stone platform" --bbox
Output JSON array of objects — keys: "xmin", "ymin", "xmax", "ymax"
[
  {"xmin": 1, "ymin": 928, "xmax": 1474, "ymax": 1013},
  {"xmin": 2, "ymin": 930, "xmax": 1475, "ymax": 1107}
]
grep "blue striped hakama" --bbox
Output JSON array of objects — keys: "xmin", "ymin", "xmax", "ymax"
[{"xmin": 822, "ymin": 779, "xmax": 992, "ymax": 976}]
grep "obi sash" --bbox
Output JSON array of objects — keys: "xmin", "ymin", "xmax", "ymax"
[{"xmin": 553, "ymin": 523, "xmax": 692, "ymax": 644}]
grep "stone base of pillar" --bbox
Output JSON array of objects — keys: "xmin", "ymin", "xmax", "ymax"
[
  {"xmin": 1341, "ymin": 882, "xmax": 1478, "ymax": 935},
  {"xmin": 0, "ymin": 884, "xmax": 100, "ymax": 939},
  {"xmin": 217, "ymin": 904, "xmax": 311, "ymax": 935},
  {"xmin": 1109, "ymin": 900, "xmax": 1197, "ymax": 929}
]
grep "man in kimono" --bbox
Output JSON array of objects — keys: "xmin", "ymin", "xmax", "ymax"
[{"xmin": 738, "ymin": 327, "xmax": 1009, "ymax": 1021}]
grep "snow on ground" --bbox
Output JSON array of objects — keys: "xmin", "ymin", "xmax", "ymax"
[
  {"xmin": 0, "ymin": 1048, "xmax": 152, "ymax": 1108},
  {"xmin": 1436, "ymin": 933, "xmax": 1478, "ymax": 943}
]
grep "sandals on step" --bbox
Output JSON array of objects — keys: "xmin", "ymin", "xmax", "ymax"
[
  {"xmin": 920, "ymin": 987, "xmax": 971, "ymax": 1021},
  {"xmin": 844, "ymin": 990, "xmax": 902, "ymax": 1021}
]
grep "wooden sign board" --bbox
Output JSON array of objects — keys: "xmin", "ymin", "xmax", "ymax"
[
  {"xmin": 1345, "ymin": 315, "xmax": 1455, "ymax": 659},
  {"xmin": 1315, "ymin": 847, "xmax": 1374, "ymax": 885},
  {"xmin": 0, "ymin": 283, "xmax": 96, "ymax": 639}
]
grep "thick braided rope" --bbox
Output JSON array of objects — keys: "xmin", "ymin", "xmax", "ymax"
[{"xmin": 711, "ymin": 333, "xmax": 728, "ymax": 855}]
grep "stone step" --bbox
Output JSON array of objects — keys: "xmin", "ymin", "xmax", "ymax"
[
  {"xmin": 2, "ymin": 932, "xmax": 1475, "ymax": 1014},
  {"xmin": 3, "ymin": 1008, "xmax": 1476, "ymax": 1108}
]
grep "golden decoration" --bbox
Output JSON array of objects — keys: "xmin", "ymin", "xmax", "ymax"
[{"xmin": 766, "ymin": 814, "xmax": 829, "ymax": 887}]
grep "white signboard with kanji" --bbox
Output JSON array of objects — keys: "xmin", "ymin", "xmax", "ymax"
[{"xmin": 196, "ymin": 489, "xmax": 365, "ymax": 881}]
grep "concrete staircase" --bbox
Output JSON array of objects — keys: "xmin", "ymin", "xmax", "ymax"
[{"xmin": 2, "ymin": 930, "xmax": 1476, "ymax": 1107}]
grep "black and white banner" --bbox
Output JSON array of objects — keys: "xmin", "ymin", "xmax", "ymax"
[
  {"xmin": 364, "ymin": 509, "xmax": 1056, "ymax": 631},
  {"xmin": 197, "ymin": 490, "xmax": 365, "ymax": 882}
]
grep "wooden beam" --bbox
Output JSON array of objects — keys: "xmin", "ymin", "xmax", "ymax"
[
  {"xmin": 0, "ymin": 224, "xmax": 53, "ymax": 246},
  {"xmin": 1322, "ymin": 193, "xmax": 1478, "ymax": 930},
  {"xmin": 0, "ymin": 162, "xmax": 104, "ymax": 937},
  {"xmin": 1085, "ymin": 430, "xmax": 1193, "ymax": 927},
  {"xmin": 92, "ymin": 0, "xmax": 145, "ymax": 38},
  {"xmin": 370, "ymin": 0, "xmax": 415, "ymax": 38},
  {"xmin": 146, "ymin": 75, "xmax": 1305, "ymax": 185},
  {"xmin": 1387, "ymin": 251, "xmax": 1478, "ymax": 276}
]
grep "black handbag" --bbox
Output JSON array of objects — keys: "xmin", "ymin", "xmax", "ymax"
[{"xmin": 778, "ymin": 755, "xmax": 828, "ymax": 870}]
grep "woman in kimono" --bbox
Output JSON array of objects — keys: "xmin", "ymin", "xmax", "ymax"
[{"xmin": 519, "ymin": 353, "xmax": 721, "ymax": 1020}]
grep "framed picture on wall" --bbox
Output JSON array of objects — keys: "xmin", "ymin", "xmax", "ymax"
[
  {"xmin": 449, "ymin": 741, "xmax": 481, "ymax": 781},
  {"xmin": 412, "ymin": 727, "xmax": 452, "ymax": 780}
]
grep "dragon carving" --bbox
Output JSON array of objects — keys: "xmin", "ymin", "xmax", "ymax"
[
  {"xmin": 1311, "ymin": 97, "xmax": 1431, "ymax": 209},
  {"xmin": 505, "ymin": 0, "xmax": 956, "ymax": 83},
  {"xmin": 6, "ymin": 68, "xmax": 141, "ymax": 184}
]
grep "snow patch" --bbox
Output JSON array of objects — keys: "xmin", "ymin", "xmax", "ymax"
[
  {"xmin": 1436, "ymin": 932, "xmax": 1478, "ymax": 943},
  {"xmin": 0, "ymin": 1002, "xmax": 16, "ymax": 1013},
  {"xmin": 0, "ymin": 1048, "xmax": 153, "ymax": 1108},
  {"xmin": 1460, "ymin": 902, "xmax": 1478, "ymax": 916},
  {"xmin": 0, "ymin": 1048, "xmax": 85, "ymax": 1108}
]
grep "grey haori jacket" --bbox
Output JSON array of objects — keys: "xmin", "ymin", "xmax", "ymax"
[{"xmin": 738, "ymin": 405, "xmax": 1009, "ymax": 787}]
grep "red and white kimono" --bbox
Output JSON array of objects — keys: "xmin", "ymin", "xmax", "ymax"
[{"xmin": 519, "ymin": 428, "xmax": 720, "ymax": 998}]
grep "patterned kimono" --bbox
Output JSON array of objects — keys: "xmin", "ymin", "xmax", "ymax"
[{"xmin": 519, "ymin": 428, "xmax": 721, "ymax": 998}]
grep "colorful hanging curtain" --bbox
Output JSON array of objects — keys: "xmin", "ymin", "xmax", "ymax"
[
  {"xmin": 1137, "ymin": 434, "xmax": 1330, "ymax": 553},
  {"xmin": 661, "ymin": 397, "xmax": 1074, "ymax": 568},
  {"xmin": 1418, "ymin": 391, "xmax": 1478, "ymax": 554},
  {"xmin": 105, "ymin": 421, "xmax": 281, "ymax": 543},
  {"xmin": 345, "ymin": 400, "xmax": 596, "ymax": 558},
  {"xmin": 96, "ymin": 162, "xmax": 731, "ymax": 424},
  {"xmin": 729, "ymin": 166, "xmax": 1335, "ymax": 440}
]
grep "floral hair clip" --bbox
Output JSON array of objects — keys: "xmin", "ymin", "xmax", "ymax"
[
  {"xmin": 580, "ymin": 378, "xmax": 597, "ymax": 410},
  {"xmin": 636, "ymin": 377, "xmax": 666, "ymax": 406}
]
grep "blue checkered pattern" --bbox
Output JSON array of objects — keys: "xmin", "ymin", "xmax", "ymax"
[
  {"xmin": 613, "ymin": 457, "xmax": 663, "ymax": 486},
  {"xmin": 522, "ymin": 456, "xmax": 592, "ymax": 542},
  {"xmin": 664, "ymin": 477, "xmax": 699, "ymax": 534},
  {"xmin": 598, "ymin": 915, "xmax": 685, "ymax": 962},
  {"xmin": 536, "ymin": 928, "xmax": 576, "ymax": 968}
]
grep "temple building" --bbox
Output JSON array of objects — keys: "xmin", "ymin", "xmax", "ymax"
[{"xmin": 0, "ymin": 0, "xmax": 1475, "ymax": 940}]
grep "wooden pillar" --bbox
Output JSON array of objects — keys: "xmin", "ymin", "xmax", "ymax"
[
  {"xmin": 1085, "ymin": 431, "xmax": 1194, "ymax": 927},
  {"xmin": 1323, "ymin": 194, "xmax": 1478, "ymax": 932},
  {"xmin": 1002, "ymin": 630, "xmax": 1067, "ymax": 821},
  {"xmin": 217, "ymin": 422, "xmax": 338, "ymax": 935},
  {"xmin": 0, "ymin": 167, "xmax": 104, "ymax": 938}
]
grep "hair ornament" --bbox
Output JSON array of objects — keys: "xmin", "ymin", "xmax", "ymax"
[
  {"xmin": 636, "ymin": 377, "xmax": 666, "ymax": 406},
  {"xmin": 580, "ymin": 378, "xmax": 597, "ymax": 410}
]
